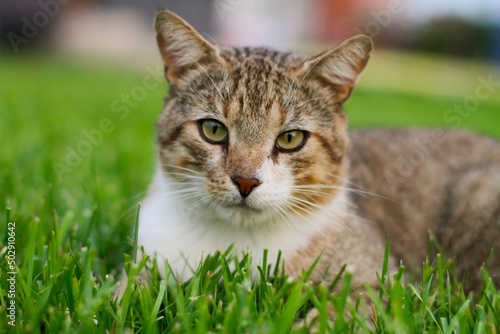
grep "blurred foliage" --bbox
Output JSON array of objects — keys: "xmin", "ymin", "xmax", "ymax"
[
  {"xmin": 410, "ymin": 17, "xmax": 493, "ymax": 59},
  {"xmin": 380, "ymin": 16, "xmax": 498, "ymax": 61}
]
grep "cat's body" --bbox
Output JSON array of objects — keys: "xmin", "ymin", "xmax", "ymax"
[
  {"xmin": 136, "ymin": 10, "xmax": 500, "ymax": 292},
  {"xmin": 349, "ymin": 129, "xmax": 500, "ymax": 290}
]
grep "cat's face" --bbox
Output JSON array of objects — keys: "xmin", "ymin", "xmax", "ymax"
[{"xmin": 154, "ymin": 11, "xmax": 371, "ymax": 227}]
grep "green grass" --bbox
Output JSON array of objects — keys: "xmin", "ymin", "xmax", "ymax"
[{"xmin": 0, "ymin": 55, "xmax": 499, "ymax": 333}]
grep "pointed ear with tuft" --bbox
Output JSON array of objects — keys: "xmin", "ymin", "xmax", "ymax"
[
  {"xmin": 300, "ymin": 35, "xmax": 372, "ymax": 103},
  {"xmin": 155, "ymin": 10, "xmax": 224, "ymax": 84}
]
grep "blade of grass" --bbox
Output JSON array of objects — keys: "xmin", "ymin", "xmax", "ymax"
[{"xmin": 132, "ymin": 202, "xmax": 141, "ymax": 264}]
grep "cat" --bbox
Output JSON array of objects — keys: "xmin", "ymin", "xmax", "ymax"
[{"xmin": 136, "ymin": 10, "xmax": 500, "ymax": 293}]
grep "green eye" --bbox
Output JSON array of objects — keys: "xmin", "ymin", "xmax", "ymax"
[
  {"xmin": 276, "ymin": 130, "xmax": 306, "ymax": 152},
  {"xmin": 200, "ymin": 119, "xmax": 228, "ymax": 144}
]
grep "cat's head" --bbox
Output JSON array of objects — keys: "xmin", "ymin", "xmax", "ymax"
[{"xmin": 153, "ymin": 10, "xmax": 371, "ymax": 227}]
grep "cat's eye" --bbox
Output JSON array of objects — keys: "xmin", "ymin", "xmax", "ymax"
[
  {"xmin": 199, "ymin": 119, "xmax": 228, "ymax": 144},
  {"xmin": 276, "ymin": 130, "xmax": 307, "ymax": 152}
]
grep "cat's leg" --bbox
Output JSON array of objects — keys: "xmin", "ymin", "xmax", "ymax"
[
  {"xmin": 293, "ymin": 218, "xmax": 399, "ymax": 329},
  {"xmin": 438, "ymin": 166, "xmax": 500, "ymax": 291}
]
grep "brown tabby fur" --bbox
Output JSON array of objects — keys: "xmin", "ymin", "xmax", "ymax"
[{"xmin": 141, "ymin": 10, "xmax": 500, "ymax": 293}]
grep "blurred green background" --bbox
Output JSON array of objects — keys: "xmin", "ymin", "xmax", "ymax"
[{"xmin": 1, "ymin": 0, "xmax": 500, "ymax": 272}]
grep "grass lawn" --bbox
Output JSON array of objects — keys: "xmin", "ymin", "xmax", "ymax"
[{"xmin": 0, "ymin": 54, "xmax": 499, "ymax": 333}]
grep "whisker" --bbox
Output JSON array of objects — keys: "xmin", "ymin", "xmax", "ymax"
[
  {"xmin": 288, "ymin": 198, "xmax": 324, "ymax": 219},
  {"xmin": 162, "ymin": 172, "xmax": 205, "ymax": 181},
  {"xmin": 153, "ymin": 188, "xmax": 205, "ymax": 198},
  {"xmin": 323, "ymin": 172, "xmax": 395, "ymax": 202},
  {"xmin": 161, "ymin": 164, "xmax": 203, "ymax": 175},
  {"xmin": 192, "ymin": 194, "xmax": 213, "ymax": 209},
  {"xmin": 281, "ymin": 56, "xmax": 313, "ymax": 108},
  {"xmin": 175, "ymin": 192, "xmax": 205, "ymax": 202},
  {"xmin": 292, "ymin": 184, "xmax": 389, "ymax": 200},
  {"xmin": 162, "ymin": 182, "xmax": 203, "ymax": 188},
  {"xmin": 282, "ymin": 56, "xmax": 323, "ymax": 108},
  {"xmin": 204, "ymin": 34, "xmax": 232, "ymax": 99},
  {"xmin": 273, "ymin": 204, "xmax": 296, "ymax": 229},
  {"xmin": 289, "ymin": 97, "xmax": 328, "ymax": 113},
  {"xmin": 126, "ymin": 189, "xmax": 150, "ymax": 201},
  {"xmin": 290, "ymin": 188, "xmax": 359, "ymax": 209},
  {"xmin": 287, "ymin": 195, "xmax": 351, "ymax": 232},
  {"xmin": 190, "ymin": 57, "xmax": 224, "ymax": 100},
  {"xmin": 285, "ymin": 200, "xmax": 337, "ymax": 234}
]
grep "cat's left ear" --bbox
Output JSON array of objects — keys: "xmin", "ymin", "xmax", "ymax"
[
  {"xmin": 155, "ymin": 10, "xmax": 224, "ymax": 84},
  {"xmin": 300, "ymin": 35, "xmax": 372, "ymax": 103}
]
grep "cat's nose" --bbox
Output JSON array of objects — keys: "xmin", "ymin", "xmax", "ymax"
[{"xmin": 231, "ymin": 177, "xmax": 261, "ymax": 198}]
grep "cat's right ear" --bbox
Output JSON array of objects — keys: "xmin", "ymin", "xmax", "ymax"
[{"xmin": 155, "ymin": 10, "xmax": 224, "ymax": 84}]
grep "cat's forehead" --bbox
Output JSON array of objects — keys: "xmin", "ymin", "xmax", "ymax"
[
  {"xmin": 222, "ymin": 47, "xmax": 307, "ymax": 95},
  {"xmin": 223, "ymin": 47, "xmax": 306, "ymax": 70},
  {"xmin": 219, "ymin": 46, "xmax": 316, "ymax": 112},
  {"xmin": 219, "ymin": 48, "xmax": 318, "ymax": 140}
]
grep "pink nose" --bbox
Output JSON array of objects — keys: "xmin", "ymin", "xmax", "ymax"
[{"xmin": 232, "ymin": 177, "xmax": 261, "ymax": 198}]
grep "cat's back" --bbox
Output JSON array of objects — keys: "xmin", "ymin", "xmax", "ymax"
[
  {"xmin": 348, "ymin": 128, "xmax": 500, "ymax": 289},
  {"xmin": 349, "ymin": 128, "xmax": 500, "ymax": 191}
]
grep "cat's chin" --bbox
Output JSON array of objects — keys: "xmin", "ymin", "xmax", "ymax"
[
  {"xmin": 213, "ymin": 202, "xmax": 274, "ymax": 227},
  {"xmin": 225, "ymin": 202, "xmax": 262, "ymax": 212}
]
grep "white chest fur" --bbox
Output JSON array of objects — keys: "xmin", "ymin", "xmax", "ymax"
[{"xmin": 138, "ymin": 168, "xmax": 348, "ymax": 281}]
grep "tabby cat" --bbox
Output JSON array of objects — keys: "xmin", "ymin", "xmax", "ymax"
[{"xmin": 137, "ymin": 10, "xmax": 500, "ymax": 292}]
